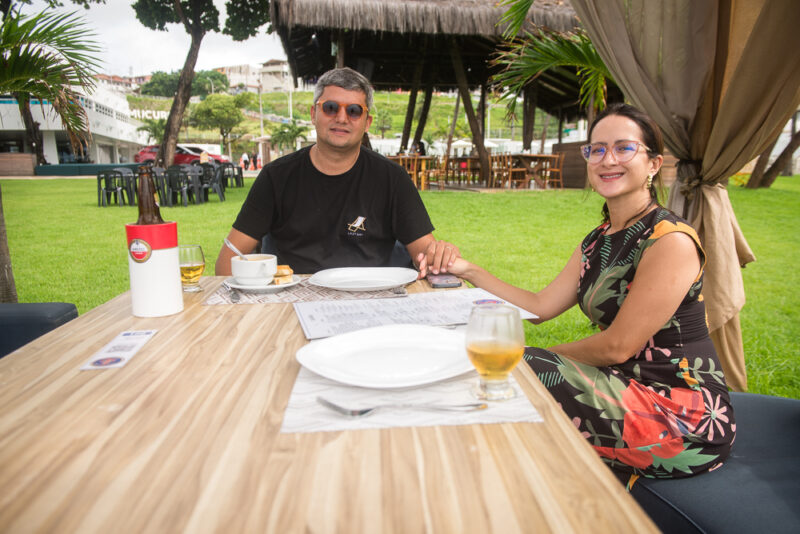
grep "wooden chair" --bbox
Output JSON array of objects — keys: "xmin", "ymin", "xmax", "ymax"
[
  {"xmin": 425, "ymin": 155, "xmax": 449, "ymax": 191},
  {"xmin": 490, "ymin": 154, "xmax": 508, "ymax": 188},
  {"xmin": 399, "ymin": 155, "xmax": 420, "ymax": 188},
  {"xmin": 507, "ymin": 154, "xmax": 528, "ymax": 189},
  {"xmin": 543, "ymin": 152, "xmax": 565, "ymax": 189}
]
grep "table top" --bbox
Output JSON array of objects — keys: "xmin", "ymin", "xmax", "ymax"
[{"xmin": 0, "ymin": 277, "xmax": 656, "ymax": 533}]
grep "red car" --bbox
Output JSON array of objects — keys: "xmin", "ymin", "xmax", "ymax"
[{"xmin": 134, "ymin": 145, "xmax": 230, "ymax": 164}]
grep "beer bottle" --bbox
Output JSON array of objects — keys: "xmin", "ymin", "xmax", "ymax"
[{"xmin": 136, "ymin": 165, "xmax": 165, "ymax": 225}]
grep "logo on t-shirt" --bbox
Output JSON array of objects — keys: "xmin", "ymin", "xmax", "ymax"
[{"xmin": 347, "ymin": 216, "xmax": 366, "ymax": 237}]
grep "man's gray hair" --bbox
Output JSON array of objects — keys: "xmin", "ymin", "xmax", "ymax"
[{"xmin": 313, "ymin": 67, "xmax": 374, "ymax": 111}]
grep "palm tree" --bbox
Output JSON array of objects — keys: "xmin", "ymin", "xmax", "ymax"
[
  {"xmin": 1, "ymin": 7, "xmax": 101, "ymax": 161},
  {"xmin": 493, "ymin": 0, "xmax": 614, "ymax": 125},
  {"xmin": 270, "ymin": 120, "xmax": 309, "ymax": 152},
  {"xmin": 137, "ymin": 118, "xmax": 167, "ymax": 144},
  {"xmin": 0, "ymin": 5, "xmax": 101, "ymax": 302}
]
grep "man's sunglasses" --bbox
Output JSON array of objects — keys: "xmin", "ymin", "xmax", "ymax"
[{"xmin": 316, "ymin": 100, "xmax": 367, "ymax": 120}]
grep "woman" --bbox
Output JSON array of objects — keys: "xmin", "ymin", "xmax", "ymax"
[{"xmin": 430, "ymin": 103, "xmax": 735, "ymax": 483}]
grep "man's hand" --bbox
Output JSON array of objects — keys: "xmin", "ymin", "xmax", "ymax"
[{"xmin": 416, "ymin": 240, "xmax": 460, "ymax": 278}]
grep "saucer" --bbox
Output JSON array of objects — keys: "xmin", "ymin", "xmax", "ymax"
[{"xmin": 225, "ymin": 275, "xmax": 302, "ymax": 293}]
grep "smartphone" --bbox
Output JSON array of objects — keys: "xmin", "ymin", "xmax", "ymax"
[{"xmin": 426, "ymin": 273, "xmax": 462, "ymax": 288}]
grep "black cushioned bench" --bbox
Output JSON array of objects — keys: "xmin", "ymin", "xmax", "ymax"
[
  {"xmin": 0, "ymin": 302, "xmax": 78, "ymax": 358},
  {"xmin": 630, "ymin": 392, "xmax": 800, "ymax": 533}
]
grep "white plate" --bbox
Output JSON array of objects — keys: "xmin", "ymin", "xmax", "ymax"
[
  {"xmin": 295, "ymin": 324, "xmax": 473, "ymax": 388},
  {"xmin": 308, "ymin": 267, "xmax": 418, "ymax": 291},
  {"xmin": 225, "ymin": 275, "xmax": 303, "ymax": 293}
]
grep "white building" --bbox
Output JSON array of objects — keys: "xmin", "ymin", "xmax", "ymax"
[
  {"xmin": 216, "ymin": 60, "xmax": 308, "ymax": 93},
  {"xmin": 0, "ymin": 83, "xmax": 148, "ymax": 165}
]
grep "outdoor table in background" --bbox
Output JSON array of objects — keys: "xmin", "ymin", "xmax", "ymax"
[
  {"xmin": 0, "ymin": 277, "xmax": 657, "ymax": 532},
  {"xmin": 448, "ymin": 155, "xmax": 480, "ymax": 186},
  {"xmin": 512, "ymin": 153, "xmax": 561, "ymax": 189}
]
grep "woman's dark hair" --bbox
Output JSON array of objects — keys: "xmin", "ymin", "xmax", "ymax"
[{"xmin": 588, "ymin": 103, "xmax": 665, "ymax": 224}]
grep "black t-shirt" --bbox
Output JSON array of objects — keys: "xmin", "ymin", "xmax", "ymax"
[{"xmin": 232, "ymin": 146, "xmax": 434, "ymax": 273}]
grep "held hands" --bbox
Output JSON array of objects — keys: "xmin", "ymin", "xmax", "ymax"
[{"xmin": 416, "ymin": 240, "xmax": 460, "ymax": 278}]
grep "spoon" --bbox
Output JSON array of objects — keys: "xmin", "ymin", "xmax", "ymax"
[
  {"xmin": 317, "ymin": 396, "xmax": 488, "ymax": 417},
  {"xmin": 224, "ymin": 238, "xmax": 247, "ymax": 260}
]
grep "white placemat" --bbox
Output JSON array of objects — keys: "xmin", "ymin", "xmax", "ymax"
[
  {"xmin": 204, "ymin": 278, "xmax": 408, "ymax": 305},
  {"xmin": 280, "ymin": 367, "xmax": 543, "ymax": 434}
]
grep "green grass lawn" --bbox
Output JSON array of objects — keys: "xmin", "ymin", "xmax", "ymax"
[{"xmin": 2, "ymin": 175, "xmax": 798, "ymax": 399}]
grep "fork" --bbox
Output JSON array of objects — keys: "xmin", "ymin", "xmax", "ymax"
[{"xmin": 317, "ymin": 396, "xmax": 488, "ymax": 417}]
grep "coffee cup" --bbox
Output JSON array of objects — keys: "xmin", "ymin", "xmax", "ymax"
[{"xmin": 231, "ymin": 254, "xmax": 277, "ymax": 285}]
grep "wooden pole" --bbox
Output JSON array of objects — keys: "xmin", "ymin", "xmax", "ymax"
[
  {"xmin": 400, "ymin": 62, "xmax": 423, "ymax": 153},
  {"xmin": 745, "ymin": 137, "xmax": 777, "ymax": 188},
  {"xmin": 336, "ymin": 32, "xmax": 345, "ymax": 68},
  {"xmin": 478, "ymin": 84, "xmax": 486, "ymax": 137},
  {"xmin": 522, "ymin": 85, "xmax": 537, "ymax": 151},
  {"xmin": 450, "ymin": 38, "xmax": 490, "ymax": 186},
  {"xmin": 446, "ymin": 94, "xmax": 460, "ymax": 157},
  {"xmin": 412, "ymin": 84, "xmax": 434, "ymax": 150},
  {"xmin": 785, "ymin": 111, "xmax": 798, "ymax": 176},
  {"xmin": 540, "ymin": 113, "xmax": 550, "ymax": 153}
]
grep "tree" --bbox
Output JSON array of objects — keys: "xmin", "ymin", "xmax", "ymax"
[
  {"xmin": 376, "ymin": 108, "xmax": 392, "ymax": 139},
  {"xmin": 193, "ymin": 93, "xmax": 243, "ymax": 153},
  {"xmin": 234, "ymin": 91, "xmax": 256, "ymax": 110},
  {"xmin": 492, "ymin": 28, "xmax": 614, "ymax": 126},
  {"xmin": 136, "ymin": 117, "xmax": 167, "ymax": 144},
  {"xmin": 270, "ymin": 119, "xmax": 308, "ymax": 152},
  {"xmin": 140, "ymin": 70, "xmax": 179, "ymax": 97},
  {"xmin": 140, "ymin": 69, "xmax": 227, "ymax": 98},
  {"xmin": 746, "ymin": 128, "xmax": 800, "ymax": 188},
  {"xmin": 193, "ymin": 69, "xmax": 227, "ymax": 97},
  {"xmin": 132, "ymin": 0, "xmax": 270, "ymax": 167},
  {"xmin": 1, "ymin": 6, "xmax": 101, "ymax": 164},
  {"xmin": 0, "ymin": 3, "xmax": 100, "ymax": 302}
]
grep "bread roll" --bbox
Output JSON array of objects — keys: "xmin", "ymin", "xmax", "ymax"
[{"xmin": 274, "ymin": 264, "xmax": 293, "ymax": 284}]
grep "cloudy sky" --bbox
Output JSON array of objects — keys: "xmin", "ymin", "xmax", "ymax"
[{"xmin": 23, "ymin": 0, "xmax": 287, "ymax": 76}]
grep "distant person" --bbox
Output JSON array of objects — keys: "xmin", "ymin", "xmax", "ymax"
[
  {"xmin": 430, "ymin": 103, "xmax": 735, "ymax": 483},
  {"xmin": 216, "ymin": 67, "xmax": 459, "ymax": 276},
  {"xmin": 250, "ymin": 151, "xmax": 258, "ymax": 170},
  {"xmin": 240, "ymin": 151, "xmax": 249, "ymax": 170}
]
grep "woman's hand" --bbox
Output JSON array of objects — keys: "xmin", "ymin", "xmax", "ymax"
[{"xmin": 416, "ymin": 240, "xmax": 460, "ymax": 277}]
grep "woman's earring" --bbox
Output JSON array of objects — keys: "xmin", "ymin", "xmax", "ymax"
[{"xmin": 646, "ymin": 174, "xmax": 653, "ymax": 189}]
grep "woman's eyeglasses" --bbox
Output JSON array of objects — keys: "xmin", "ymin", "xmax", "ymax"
[
  {"xmin": 316, "ymin": 100, "xmax": 367, "ymax": 120},
  {"xmin": 580, "ymin": 141, "xmax": 651, "ymax": 164}
]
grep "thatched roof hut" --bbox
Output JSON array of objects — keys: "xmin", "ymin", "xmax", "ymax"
[
  {"xmin": 269, "ymin": 0, "xmax": 590, "ymax": 118},
  {"xmin": 271, "ymin": 0, "xmax": 578, "ymax": 38}
]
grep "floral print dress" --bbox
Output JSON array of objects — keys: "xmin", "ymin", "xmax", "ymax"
[{"xmin": 524, "ymin": 208, "xmax": 735, "ymax": 480}]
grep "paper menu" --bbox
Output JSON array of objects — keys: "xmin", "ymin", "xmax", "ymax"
[{"xmin": 293, "ymin": 288, "xmax": 537, "ymax": 340}]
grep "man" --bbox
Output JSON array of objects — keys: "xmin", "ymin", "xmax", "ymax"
[{"xmin": 216, "ymin": 67, "xmax": 458, "ymax": 276}]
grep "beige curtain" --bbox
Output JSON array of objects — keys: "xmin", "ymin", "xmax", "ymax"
[{"xmin": 570, "ymin": 0, "xmax": 800, "ymax": 391}]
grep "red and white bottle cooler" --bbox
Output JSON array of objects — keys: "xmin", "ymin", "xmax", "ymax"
[{"xmin": 125, "ymin": 222, "xmax": 184, "ymax": 317}]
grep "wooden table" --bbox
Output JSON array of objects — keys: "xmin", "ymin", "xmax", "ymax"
[
  {"xmin": 512, "ymin": 154, "xmax": 561, "ymax": 189},
  {"xmin": 448, "ymin": 156, "xmax": 480, "ymax": 185},
  {"xmin": 0, "ymin": 277, "xmax": 657, "ymax": 533}
]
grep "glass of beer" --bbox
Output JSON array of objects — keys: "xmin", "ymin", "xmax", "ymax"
[
  {"xmin": 465, "ymin": 303, "xmax": 525, "ymax": 400},
  {"xmin": 179, "ymin": 244, "xmax": 205, "ymax": 292}
]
